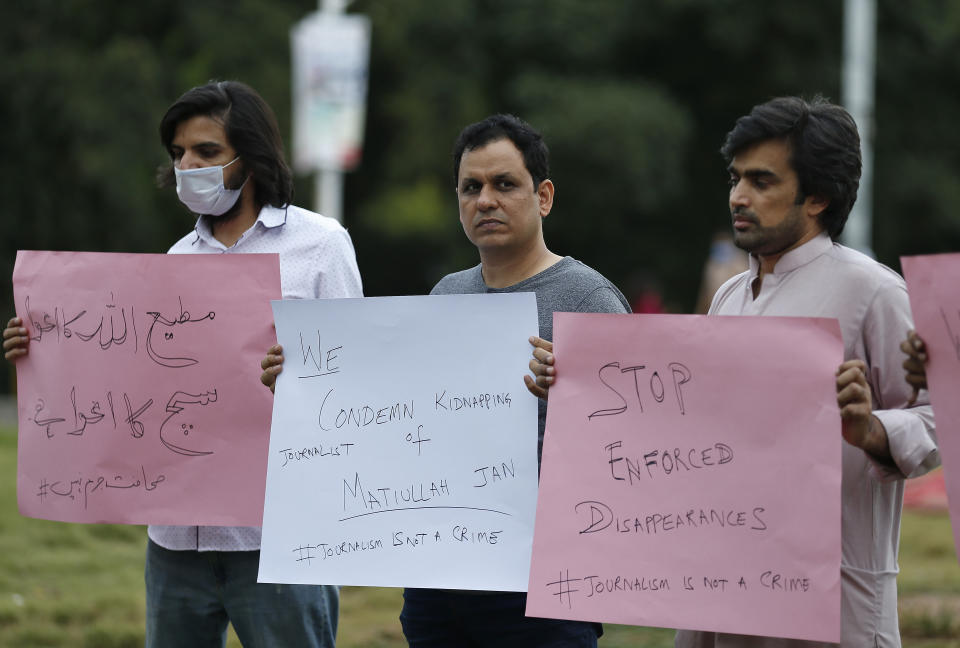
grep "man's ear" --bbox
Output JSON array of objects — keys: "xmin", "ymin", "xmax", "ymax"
[
  {"xmin": 805, "ymin": 194, "xmax": 829, "ymax": 219},
  {"xmin": 537, "ymin": 179, "xmax": 555, "ymax": 218}
]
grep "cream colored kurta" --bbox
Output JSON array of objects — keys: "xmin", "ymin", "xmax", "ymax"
[{"xmin": 676, "ymin": 233, "xmax": 938, "ymax": 648}]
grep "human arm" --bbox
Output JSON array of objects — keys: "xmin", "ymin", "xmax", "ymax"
[
  {"xmin": 856, "ymin": 283, "xmax": 938, "ymax": 479},
  {"xmin": 260, "ymin": 344, "xmax": 284, "ymax": 394},
  {"xmin": 900, "ymin": 330, "xmax": 928, "ymax": 404},
  {"xmin": 3, "ymin": 317, "xmax": 29, "ymax": 361},
  {"xmin": 524, "ymin": 336, "xmax": 554, "ymax": 399}
]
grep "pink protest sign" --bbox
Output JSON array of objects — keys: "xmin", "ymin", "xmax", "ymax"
[
  {"xmin": 12, "ymin": 250, "xmax": 281, "ymax": 525},
  {"xmin": 526, "ymin": 313, "xmax": 843, "ymax": 642},
  {"xmin": 902, "ymin": 253, "xmax": 960, "ymax": 560}
]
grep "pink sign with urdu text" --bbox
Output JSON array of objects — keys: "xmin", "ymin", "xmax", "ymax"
[
  {"xmin": 526, "ymin": 313, "xmax": 843, "ymax": 642},
  {"xmin": 12, "ymin": 251, "xmax": 281, "ymax": 525},
  {"xmin": 902, "ymin": 253, "xmax": 960, "ymax": 561}
]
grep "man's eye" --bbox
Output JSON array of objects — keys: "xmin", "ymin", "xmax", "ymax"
[
  {"xmin": 727, "ymin": 176, "xmax": 738, "ymax": 188},
  {"xmin": 462, "ymin": 183, "xmax": 479, "ymax": 193},
  {"xmin": 496, "ymin": 180, "xmax": 514, "ymax": 190}
]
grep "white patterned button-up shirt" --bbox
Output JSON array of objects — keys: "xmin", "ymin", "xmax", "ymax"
[{"xmin": 148, "ymin": 203, "xmax": 363, "ymax": 551}]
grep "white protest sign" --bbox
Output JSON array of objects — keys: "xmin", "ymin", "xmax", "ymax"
[{"xmin": 258, "ymin": 293, "xmax": 539, "ymax": 590}]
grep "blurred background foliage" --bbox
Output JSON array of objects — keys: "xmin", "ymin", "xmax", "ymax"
[{"xmin": 2, "ymin": 0, "xmax": 960, "ymax": 394}]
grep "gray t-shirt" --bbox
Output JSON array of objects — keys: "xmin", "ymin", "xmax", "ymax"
[{"xmin": 430, "ymin": 256, "xmax": 630, "ymax": 460}]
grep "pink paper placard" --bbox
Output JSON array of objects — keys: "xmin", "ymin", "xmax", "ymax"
[
  {"xmin": 526, "ymin": 313, "xmax": 843, "ymax": 642},
  {"xmin": 902, "ymin": 253, "xmax": 960, "ymax": 560},
  {"xmin": 12, "ymin": 250, "xmax": 281, "ymax": 525}
]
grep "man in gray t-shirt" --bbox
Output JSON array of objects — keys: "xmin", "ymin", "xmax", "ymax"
[
  {"xmin": 401, "ymin": 114, "xmax": 628, "ymax": 647},
  {"xmin": 432, "ymin": 256, "xmax": 627, "ymax": 463},
  {"xmin": 261, "ymin": 113, "xmax": 628, "ymax": 646}
]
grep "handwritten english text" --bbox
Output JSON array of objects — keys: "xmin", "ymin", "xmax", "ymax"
[
  {"xmin": 575, "ymin": 500, "xmax": 768, "ymax": 535},
  {"xmin": 589, "ymin": 361, "xmax": 691, "ymax": 418},
  {"xmin": 605, "ymin": 440, "xmax": 733, "ymax": 483}
]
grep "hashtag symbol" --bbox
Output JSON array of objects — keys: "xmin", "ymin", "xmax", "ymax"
[
  {"xmin": 293, "ymin": 545, "xmax": 316, "ymax": 565},
  {"xmin": 546, "ymin": 569, "xmax": 581, "ymax": 609},
  {"xmin": 37, "ymin": 479, "xmax": 49, "ymax": 503}
]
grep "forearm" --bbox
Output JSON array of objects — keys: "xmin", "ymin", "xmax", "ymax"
[{"xmin": 859, "ymin": 414, "xmax": 893, "ymax": 465}]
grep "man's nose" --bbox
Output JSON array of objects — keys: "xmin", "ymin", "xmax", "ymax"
[
  {"xmin": 477, "ymin": 185, "xmax": 498, "ymax": 210},
  {"xmin": 178, "ymin": 151, "xmax": 203, "ymax": 170},
  {"xmin": 729, "ymin": 181, "xmax": 749, "ymax": 210}
]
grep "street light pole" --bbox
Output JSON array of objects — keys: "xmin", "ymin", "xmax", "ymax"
[
  {"xmin": 314, "ymin": 0, "xmax": 348, "ymax": 222},
  {"xmin": 842, "ymin": 0, "xmax": 876, "ymax": 255}
]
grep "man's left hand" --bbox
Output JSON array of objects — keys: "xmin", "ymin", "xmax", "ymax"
[{"xmin": 524, "ymin": 336, "xmax": 554, "ymax": 400}]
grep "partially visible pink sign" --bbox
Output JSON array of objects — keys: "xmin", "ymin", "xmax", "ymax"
[
  {"xmin": 12, "ymin": 251, "xmax": 281, "ymax": 525},
  {"xmin": 526, "ymin": 313, "xmax": 843, "ymax": 642},
  {"xmin": 902, "ymin": 253, "xmax": 960, "ymax": 561}
]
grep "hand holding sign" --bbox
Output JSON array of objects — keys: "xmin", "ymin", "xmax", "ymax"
[{"xmin": 900, "ymin": 330, "xmax": 929, "ymax": 401}]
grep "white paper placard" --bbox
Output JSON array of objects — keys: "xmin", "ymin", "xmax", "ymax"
[{"xmin": 258, "ymin": 293, "xmax": 540, "ymax": 591}]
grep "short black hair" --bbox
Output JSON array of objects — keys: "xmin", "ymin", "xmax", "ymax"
[
  {"xmin": 158, "ymin": 80, "xmax": 293, "ymax": 209},
  {"xmin": 452, "ymin": 114, "xmax": 550, "ymax": 188},
  {"xmin": 721, "ymin": 96, "xmax": 862, "ymax": 239}
]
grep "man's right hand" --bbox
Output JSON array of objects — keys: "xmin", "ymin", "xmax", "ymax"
[
  {"xmin": 260, "ymin": 344, "xmax": 284, "ymax": 393},
  {"xmin": 3, "ymin": 317, "xmax": 29, "ymax": 362}
]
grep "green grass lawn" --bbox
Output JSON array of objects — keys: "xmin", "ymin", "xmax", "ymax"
[{"xmin": 1, "ymin": 425, "xmax": 957, "ymax": 647}]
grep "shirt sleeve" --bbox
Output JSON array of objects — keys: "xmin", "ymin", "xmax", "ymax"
[
  {"xmin": 862, "ymin": 280, "xmax": 939, "ymax": 480},
  {"xmin": 574, "ymin": 285, "xmax": 631, "ymax": 315},
  {"xmin": 314, "ymin": 228, "xmax": 364, "ymax": 299}
]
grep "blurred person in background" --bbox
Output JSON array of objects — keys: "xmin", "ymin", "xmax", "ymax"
[
  {"xmin": 694, "ymin": 230, "xmax": 748, "ymax": 314},
  {"xmin": 528, "ymin": 96, "xmax": 939, "ymax": 648},
  {"xmin": 263, "ymin": 113, "xmax": 629, "ymax": 647},
  {"xmin": 625, "ymin": 271, "xmax": 667, "ymax": 314},
  {"xmin": 3, "ymin": 80, "xmax": 362, "ymax": 648}
]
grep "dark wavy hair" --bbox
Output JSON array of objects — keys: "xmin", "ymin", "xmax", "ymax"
[
  {"xmin": 721, "ymin": 96, "xmax": 862, "ymax": 239},
  {"xmin": 452, "ymin": 114, "xmax": 550, "ymax": 188},
  {"xmin": 157, "ymin": 80, "xmax": 293, "ymax": 208}
]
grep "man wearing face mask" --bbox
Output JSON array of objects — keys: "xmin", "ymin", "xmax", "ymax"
[{"xmin": 3, "ymin": 80, "xmax": 362, "ymax": 648}]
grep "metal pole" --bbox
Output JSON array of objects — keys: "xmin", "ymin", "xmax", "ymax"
[
  {"xmin": 316, "ymin": 167, "xmax": 343, "ymax": 223},
  {"xmin": 842, "ymin": 0, "xmax": 876, "ymax": 255},
  {"xmin": 314, "ymin": 0, "xmax": 347, "ymax": 222}
]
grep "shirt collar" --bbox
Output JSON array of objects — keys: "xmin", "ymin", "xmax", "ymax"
[
  {"xmin": 748, "ymin": 231, "xmax": 833, "ymax": 278},
  {"xmin": 190, "ymin": 204, "xmax": 288, "ymax": 246},
  {"xmin": 257, "ymin": 204, "xmax": 288, "ymax": 229}
]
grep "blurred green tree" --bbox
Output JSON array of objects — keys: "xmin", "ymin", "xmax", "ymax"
[
  {"xmin": 0, "ymin": 0, "xmax": 314, "ymax": 392},
  {"xmin": 2, "ymin": 0, "xmax": 959, "ymax": 395}
]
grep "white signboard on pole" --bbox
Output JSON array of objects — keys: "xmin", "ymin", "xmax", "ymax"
[{"xmin": 291, "ymin": 11, "xmax": 371, "ymax": 172}]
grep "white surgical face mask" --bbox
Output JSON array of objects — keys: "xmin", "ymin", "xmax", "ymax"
[{"xmin": 174, "ymin": 157, "xmax": 246, "ymax": 216}]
